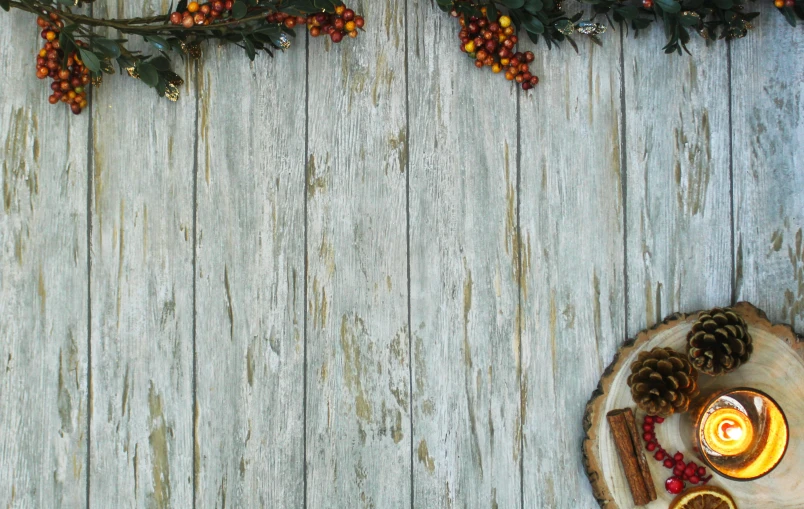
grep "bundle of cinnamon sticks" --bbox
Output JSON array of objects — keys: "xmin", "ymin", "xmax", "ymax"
[{"xmin": 607, "ymin": 408, "xmax": 657, "ymax": 506}]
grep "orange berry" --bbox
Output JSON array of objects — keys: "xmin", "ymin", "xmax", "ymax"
[
  {"xmin": 464, "ymin": 41, "xmax": 476, "ymax": 53},
  {"xmin": 345, "ymin": 21, "xmax": 356, "ymax": 31},
  {"xmin": 187, "ymin": 1, "xmax": 200, "ymax": 12},
  {"xmin": 45, "ymin": 31, "xmax": 56, "ymax": 42},
  {"xmin": 505, "ymin": 72, "xmax": 514, "ymax": 81},
  {"xmin": 492, "ymin": 63, "xmax": 502, "ymax": 73},
  {"xmin": 348, "ymin": 30, "xmax": 358, "ymax": 38},
  {"xmin": 335, "ymin": 5, "xmax": 345, "ymax": 15}
]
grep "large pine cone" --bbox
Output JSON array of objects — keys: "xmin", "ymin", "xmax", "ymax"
[
  {"xmin": 627, "ymin": 347, "xmax": 699, "ymax": 417},
  {"xmin": 687, "ymin": 307, "xmax": 753, "ymax": 376}
]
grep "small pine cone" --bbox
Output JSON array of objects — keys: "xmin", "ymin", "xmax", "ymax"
[
  {"xmin": 627, "ymin": 347, "xmax": 699, "ymax": 417},
  {"xmin": 687, "ymin": 307, "xmax": 753, "ymax": 376}
]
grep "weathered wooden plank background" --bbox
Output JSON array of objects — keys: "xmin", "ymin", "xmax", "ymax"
[{"xmin": 1, "ymin": 0, "xmax": 803, "ymax": 507}]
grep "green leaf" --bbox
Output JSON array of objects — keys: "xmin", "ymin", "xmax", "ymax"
[
  {"xmin": 712, "ymin": 0, "xmax": 733, "ymax": 8},
  {"xmin": 524, "ymin": 0, "xmax": 543, "ymax": 13},
  {"xmin": 0, "ymin": 0, "xmax": 10, "ymax": 12},
  {"xmin": 614, "ymin": 5, "xmax": 639, "ymax": 18},
  {"xmin": 243, "ymin": 37, "xmax": 256, "ymax": 60},
  {"xmin": 149, "ymin": 56, "xmax": 172, "ymax": 71},
  {"xmin": 144, "ymin": 35, "xmax": 170, "ymax": 52},
  {"xmin": 79, "ymin": 48, "xmax": 101, "ymax": 73},
  {"xmin": 523, "ymin": 14, "xmax": 545, "ymax": 34},
  {"xmin": 500, "ymin": 0, "xmax": 525, "ymax": 8},
  {"xmin": 655, "ymin": 0, "xmax": 681, "ymax": 13},
  {"xmin": 679, "ymin": 12, "xmax": 701, "ymax": 26},
  {"xmin": 782, "ymin": 5, "xmax": 797, "ymax": 26},
  {"xmin": 135, "ymin": 61, "xmax": 159, "ymax": 88},
  {"xmin": 232, "ymin": 1, "xmax": 247, "ymax": 19},
  {"xmin": 93, "ymin": 38, "xmax": 121, "ymax": 58},
  {"xmin": 486, "ymin": 2, "xmax": 497, "ymax": 21}
]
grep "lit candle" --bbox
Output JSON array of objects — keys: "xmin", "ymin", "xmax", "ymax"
[
  {"xmin": 695, "ymin": 388, "xmax": 788, "ymax": 481},
  {"xmin": 702, "ymin": 408, "xmax": 753, "ymax": 456}
]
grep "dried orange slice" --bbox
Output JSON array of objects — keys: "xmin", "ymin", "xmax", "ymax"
[{"xmin": 669, "ymin": 486, "xmax": 737, "ymax": 509}]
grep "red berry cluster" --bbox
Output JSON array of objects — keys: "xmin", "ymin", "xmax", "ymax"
[
  {"xmin": 264, "ymin": 11, "xmax": 307, "ymax": 29},
  {"xmin": 774, "ymin": 0, "xmax": 795, "ymax": 8},
  {"xmin": 170, "ymin": 1, "xmax": 231, "ymax": 27},
  {"xmin": 642, "ymin": 415, "xmax": 713, "ymax": 495},
  {"xmin": 35, "ymin": 14, "xmax": 91, "ymax": 115},
  {"xmin": 169, "ymin": 2, "xmax": 365, "ymax": 44},
  {"xmin": 452, "ymin": 8, "xmax": 539, "ymax": 91},
  {"xmin": 303, "ymin": 5, "xmax": 365, "ymax": 43}
]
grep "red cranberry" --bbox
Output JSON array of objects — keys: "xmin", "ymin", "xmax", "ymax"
[{"xmin": 665, "ymin": 476, "xmax": 684, "ymax": 495}]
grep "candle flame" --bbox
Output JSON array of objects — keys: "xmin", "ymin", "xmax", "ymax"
[{"xmin": 723, "ymin": 422, "xmax": 743, "ymax": 441}]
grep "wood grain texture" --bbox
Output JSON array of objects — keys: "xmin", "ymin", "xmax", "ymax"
[
  {"xmin": 519, "ymin": 35, "xmax": 625, "ymax": 508},
  {"xmin": 88, "ymin": 0, "xmax": 195, "ymax": 506},
  {"xmin": 624, "ymin": 33, "xmax": 732, "ymax": 336},
  {"xmin": 731, "ymin": 6, "xmax": 804, "ymax": 328},
  {"xmin": 305, "ymin": 0, "xmax": 410, "ymax": 507},
  {"xmin": 406, "ymin": 2, "xmax": 521, "ymax": 507},
  {"xmin": 194, "ymin": 39, "xmax": 306, "ymax": 508},
  {"xmin": 0, "ymin": 11, "xmax": 89, "ymax": 508}
]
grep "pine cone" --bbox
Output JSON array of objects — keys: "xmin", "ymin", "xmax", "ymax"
[
  {"xmin": 627, "ymin": 347, "xmax": 699, "ymax": 417},
  {"xmin": 687, "ymin": 307, "xmax": 753, "ymax": 376}
]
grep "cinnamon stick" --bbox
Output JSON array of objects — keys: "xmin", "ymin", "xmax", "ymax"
[
  {"xmin": 623, "ymin": 408, "xmax": 657, "ymax": 501},
  {"xmin": 607, "ymin": 408, "xmax": 657, "ymax": 506}
]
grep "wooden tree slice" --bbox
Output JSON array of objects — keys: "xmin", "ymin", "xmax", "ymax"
[{"xmin": 583, "ymin": 302, "xmax": 804, "ymax": 508}]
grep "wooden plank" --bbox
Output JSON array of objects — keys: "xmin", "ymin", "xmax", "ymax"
[
  {"xmin": 88, "ymin": 0, "xmax": 195, "ymax": 506},
  {"xmin": 731, "ymin": 7, "xmax": 804, "ymax": 328},
  {"xmin": 519, "ymin": 36, "xmax": 625, "ymax": 507},
  {"xmin": 623, "ymin": 34, "xmax": 732, "ymax": 334},
  {"xmin": 0, "ymin": 10, "xmax": 89, "ymax": 508},
  {"xmin": 194, "ymin": 36, "xmax": 307, "ymax": 509},
  {"xmin": 406, "ymin": 5, "xmax": 520, "ymax": 507},
  {"xmin": 305, "ymin": 1, "xmax": 410, "ymax": 506}
]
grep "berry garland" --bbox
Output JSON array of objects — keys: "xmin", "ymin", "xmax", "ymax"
[
  {"xmin": 441, "ymin": 0, "xmax": 804, "ymax": 91},
  {"xmin": 1, "ymin": 0, "xmax": 365, "ymax": 115}
]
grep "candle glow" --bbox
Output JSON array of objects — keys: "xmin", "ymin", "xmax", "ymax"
[
  {"xmin": 695, "ymin": 388, "xmax": 789, "ymax": 481},
  {"xmin": 702, "ymin": 408, "xmax": 753, "ymax": 456}
]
